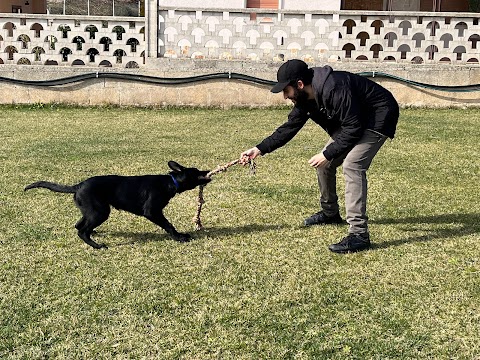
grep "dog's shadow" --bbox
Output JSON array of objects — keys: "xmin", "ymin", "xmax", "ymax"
[
  {"xmin": 370, "ymin": 213, "xmax": 479, "ymax": 249},
  {"xmin": 107, "ymin": 223, "xmax": 288, "ymax": 247}
]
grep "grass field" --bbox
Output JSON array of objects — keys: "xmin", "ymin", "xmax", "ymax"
[{"xmin": 1, "ymin": 105, "xmax": 479, "ymax": 359}]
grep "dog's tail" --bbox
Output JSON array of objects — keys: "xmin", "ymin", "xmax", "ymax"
[{"xmin": 24, "ymin": 181, "xmax": 79, "ymax": 194}]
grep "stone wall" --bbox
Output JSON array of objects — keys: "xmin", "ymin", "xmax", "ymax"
[
  {"xmin": 0, "ymin": 5, "xmax": 479, "ymax": 108},
  {"xmin": 1, "ymin": 59, "xmax": 478, "ymax": 108}
]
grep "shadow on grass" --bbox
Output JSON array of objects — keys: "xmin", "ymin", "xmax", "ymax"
[
  {"xmin": 108, "ymin": 223, "xmax": 288, "ymax": 247},
  {"xmin": 370, "ymin": 213, "xmax": 480, "ymax": 249}
]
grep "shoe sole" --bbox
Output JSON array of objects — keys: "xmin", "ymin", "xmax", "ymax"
[
  {"xmin": 328, "ymin": 245, "xmax": 370, "ymax": 254},
  {"xmin": 304, "ymin": 220, "xmax": 345, "ymax": 227}
]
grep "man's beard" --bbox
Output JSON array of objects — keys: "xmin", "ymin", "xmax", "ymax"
[{"xmin": 291, "ymin": 86, "xmax": 309, "ymax": 105}]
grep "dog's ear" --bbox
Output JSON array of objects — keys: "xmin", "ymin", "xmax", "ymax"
[{"xmin": 168, "ymin": 161, "xmax": 185, "ymax": 172}]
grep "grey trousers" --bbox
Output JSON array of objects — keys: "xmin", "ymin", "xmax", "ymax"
[{"xmin": 316, "ymin": 130, "xmax": 388, "ymax": 235}]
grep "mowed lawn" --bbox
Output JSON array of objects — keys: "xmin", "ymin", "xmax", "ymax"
[{"xmin": 1, "ymin": 105, "xmax": 479, "ymax": 359}]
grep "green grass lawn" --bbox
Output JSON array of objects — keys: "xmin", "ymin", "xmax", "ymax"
[{"xmin": 1, "ymin": 105, "xmax": 479, "ymax": 359}]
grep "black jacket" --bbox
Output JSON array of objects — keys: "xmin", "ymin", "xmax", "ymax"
[{"xmin": 256, "ymin": 66, "xmax": 399, "ymax": 160}]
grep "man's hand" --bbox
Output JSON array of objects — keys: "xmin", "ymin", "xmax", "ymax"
[
  {"xmin": 240, "ymin": 147, "xmax": 262, "ymax": 165},
  {"xmin": 308, "ymin": 152, "xmax": 329, "ymax": 168}
]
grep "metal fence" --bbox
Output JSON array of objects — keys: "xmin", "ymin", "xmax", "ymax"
[{"xmin": 46, "ymin": 0, "xmax": 144, "ymax": 17}]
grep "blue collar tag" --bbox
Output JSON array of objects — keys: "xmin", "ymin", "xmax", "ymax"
[{"xmin": 170, "ymin": 174, "xmax": 180, "ymax": 190}]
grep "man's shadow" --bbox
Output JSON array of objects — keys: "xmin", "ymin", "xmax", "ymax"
[
  {"xmin": 101, "ymin": 213, "xmax": 478, "ymax": 248},
  {"xmin": 369, "ymin": 213, "xmax": 479, "ymax": 249}
]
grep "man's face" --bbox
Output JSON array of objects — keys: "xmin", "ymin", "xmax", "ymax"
[{"xmin": 283, "ymin": 83, "xmax": 309, "ymax": 106}]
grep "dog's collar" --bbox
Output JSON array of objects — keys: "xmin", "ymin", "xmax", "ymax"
[{"xmin": 169, "ymin": 174, "xmax": 180, "ymax": 191}]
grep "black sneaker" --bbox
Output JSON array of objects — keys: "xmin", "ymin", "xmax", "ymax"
[
  {"xmin": 328, "ymin": 233, "xmax": 371, "ymax": 254},
  {"xmin": 304, "ymin": 211, "xmax": 344, "ymax": 226}
]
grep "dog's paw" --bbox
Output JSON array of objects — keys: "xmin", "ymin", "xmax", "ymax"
[{"xmin": 175, "ymin": 233, "xmax": 191, "ymax": 243}]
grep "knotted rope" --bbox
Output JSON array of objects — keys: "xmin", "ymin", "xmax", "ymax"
[{"xmin": 193, "ymin": 159, "xmax": 256, "ymax": 230}]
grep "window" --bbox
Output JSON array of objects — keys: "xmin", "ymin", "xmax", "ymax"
[{"xmin": 246, "ymin": 0, "xmax": 278, "ymax": 21}]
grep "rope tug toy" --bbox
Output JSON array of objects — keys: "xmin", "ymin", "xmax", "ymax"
[{"xmin": 193, "ymin": 158, "xmax": 256, "ymax": 231}]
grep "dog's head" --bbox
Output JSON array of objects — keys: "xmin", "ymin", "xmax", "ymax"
[{"xmin": 168, "ymin": 161, "xmax": 211, "ymax": 193}]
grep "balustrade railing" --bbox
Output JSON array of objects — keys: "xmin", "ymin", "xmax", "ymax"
[{"xmin": 1, "ymin": 7, "xmax": 478, "ymax": 68}]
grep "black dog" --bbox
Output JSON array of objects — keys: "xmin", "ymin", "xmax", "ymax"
[{"xmin": 24, "ymin": 161, "xmax": 211, "ymax": 249}]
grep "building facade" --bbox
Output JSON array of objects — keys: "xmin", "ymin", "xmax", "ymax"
[{"xmin": 1, "ymin": 0, "xmax": 47, "ymax": 14}]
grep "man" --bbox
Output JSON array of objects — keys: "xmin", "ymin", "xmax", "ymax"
[{"xmin": 240, "ymin": 59, "xmax": 399, "ymax": 253}]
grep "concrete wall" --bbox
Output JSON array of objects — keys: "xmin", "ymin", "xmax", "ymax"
[
  {"xmin": 1, "ymin": 59, "xmax": 478, "ymax": 108},
  {"xmin": 2, "ymin": 6, "xmax": 478, "ymax": 68},
  {"xmin": 157, "ymin": 7, "xmax": 480, "ymax": 65},
  {"xmin": 0, "ymin": 13, "xmax": 145, "ymax": 68}
]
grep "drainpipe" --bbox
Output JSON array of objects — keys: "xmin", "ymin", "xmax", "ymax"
[
  {"xmin": 432, "ymin": 0, "xmax": 442, "ymax": 11},
  {"xmin": 277, "ymin": 0, "xmax": 283, "ymax": 21},
  {"xmin": 386, "ymin": 0, "xmax": 393, "ymax": 43},
  {"xmin": 146, "ymin": 0, "xmax": 158, "ymax": 59}
]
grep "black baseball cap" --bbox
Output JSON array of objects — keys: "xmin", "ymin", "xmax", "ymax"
[{"xmin": 271, "ymin": 59, "xmax": 309, "ymax": 93}]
